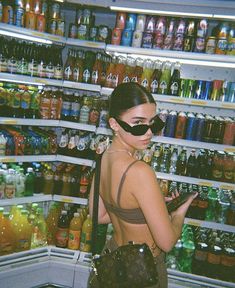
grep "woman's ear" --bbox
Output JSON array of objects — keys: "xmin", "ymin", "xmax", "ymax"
[{"xmin": 109, "ymin": 117, "xmax": 119, "ymax": 133}]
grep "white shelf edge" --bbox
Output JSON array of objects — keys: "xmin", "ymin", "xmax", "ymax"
[
  {"xmin": 106, "ymin": 44, "xmax": 235, "ymax": 66},
  {"xmin": 63, "ymin": 81, "xmax": 101, "ymax": 92},
  {"xmin": 0, "ymin": 23, "xmax": 66, "ymax": 45},
  {"xmin": 0, "ymin": 155, "xmax": 57, "ymax": 163},
  {"xmin": 156, "ymin": 172, "xmax": 235, "ymax": 190},
  {"xmin": 56, "ymin": 155, "xmax": 94, "ymax": 166},
  {"xmin": 100, "ymin": 87, "xmax": 114, "ymax": 96},
  {"xmin": 0, "ymin": 194, "xmax": 52, "ymax": 206},
  {"xmin": 0, "ymin": 118, "xmax": 60, "ymax": 126},
  {"xmin": 153, "ymin": 94, "xmax": 235, "ymax": 110},
  {"xmin": 66, "ymin": 38, "xmax": 106, "ymax": 49},
  {"xmin": 53, "ymin": 195, "xmax": 88, "ymax": 205},
  {"xmin": 184, "ymin": 218, "xmax": 235, "ymax": 233},
  {"xmin": 152, "ymin": 136, "xmax": 235, "ymax": 153},
  {"xmin": 96, "ymin": 127, "xmax": 113, "ymax": 135},
  {"xmin": 59, "ymin": 121, "xmax": 96, "ymax": 131}
]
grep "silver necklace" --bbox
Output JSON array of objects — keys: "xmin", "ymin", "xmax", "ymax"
[{"xmin": 106, "ymin": 149, "xmax": 133, "ymax": 157}]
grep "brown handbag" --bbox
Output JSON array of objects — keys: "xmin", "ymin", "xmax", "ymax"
[{"xmin": 90, "ymin": 154, "xmax": 158, "ymax": 288}]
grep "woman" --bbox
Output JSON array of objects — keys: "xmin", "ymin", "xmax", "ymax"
[{"xmin": 89, "ymin": 82, "xmax": 197, "ymax": 287}]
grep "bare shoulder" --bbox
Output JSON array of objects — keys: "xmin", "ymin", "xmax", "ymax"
[{"xmin": 130, "ymin": 160, "xmax": 156, "ymax": 179}]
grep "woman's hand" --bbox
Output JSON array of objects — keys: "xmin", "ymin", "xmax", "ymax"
[
  {"xmin": 171, "ymin": 192, "xmax": 198, "ymax": 218},
  {"xmin": 164, "ymin": 191, "xmax": 180, "ymax": 202}
]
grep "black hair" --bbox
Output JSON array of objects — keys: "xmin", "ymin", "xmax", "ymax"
[{"xmin": 109, "ymin": 82, "xmax": 156, "ymax": 118}]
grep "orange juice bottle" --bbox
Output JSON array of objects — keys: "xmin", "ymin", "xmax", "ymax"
[
  {"xmin": 16, "ymin": 209, "xmax": 32, "ymax": 252},
  {"xmin": 0, "ymin": 211, "xmax": 15, "ymax": 255},
  {"xmin": 68, "ymin": 212, "xmax": 82, "ymax": 250},
  {"xmin": 55, "ymin": 210, "xmax": 69, "ymax": 248},
  {"xmin": 46, "ymin": 203, "xmax": 60, "ymax": 245},
  {"xmin": 80, "ymin": 214, "xmax": 92, "ymax": 252}
]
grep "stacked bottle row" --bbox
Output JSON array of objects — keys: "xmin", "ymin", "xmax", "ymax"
[
  {"xmin": 157, "ymin": 179, "xmax": 234, "ymax": 225},
  {"xmin": 0, "ymin": 37, "xmax": 63, "ymax": 78},
  {"xmin": 0, "ymin": 125, "xmax": 57, "ymax": 156},
  {"xmin": 159, "ymin": 110, "xmax": 234, "ymax": 145},
  {"xmin": 139, "ymin": 144, "xmax": 235, "ymax": 183},
  {"xmin": 0, "ymin": 0, "xmax": 65, "ymax": 35},
  {"xmin": 167, "ymin": 225, "xmax": 235, "ymax": 282},
  {"xmin": 0, "ymin": 162, "xmax": 94, "ymax": 199},
  {"xmin": 112, "ymin": 12, "xmax": 235, "ymax": 55},
  {"xmin": 0, "ymin": 202, "xmax": 99, "ymax": 256}
]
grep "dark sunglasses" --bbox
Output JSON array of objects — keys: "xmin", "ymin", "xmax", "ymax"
[{"xmin": 114, "ymin": 115, "xmax": 165, "ymax": 136}]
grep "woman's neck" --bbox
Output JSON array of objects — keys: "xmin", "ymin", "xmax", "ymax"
[{"xmin": 110, "ymin": 136, "xmax": 135, "ymax": 156}]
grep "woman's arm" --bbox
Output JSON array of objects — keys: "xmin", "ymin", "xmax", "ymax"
[
  {"xmin": 89, "ymin": 175, "xmax": 111, "ymax": 224},
  {"xmin": 131, "ymin": 161, "xmax": 196, "ymax": 252}
]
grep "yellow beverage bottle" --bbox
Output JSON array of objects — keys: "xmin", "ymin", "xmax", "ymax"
[
  {"xmin": 16, "ymin": 209, "xmax": 32, "ymax": 252},
  {"xmin": 0, "ymin": 211, "xmax": 15, "ymax": 255},
  {"xmin": 80, "ymin": 214, "xmax": 92, "ymax": 252},
  {"xmin": 31, "ymin": 207, "xmax": 47, "ymax": 248},
  {"xmin": 46, "ymin": 203, "xmax": 60, "ymax": 245},
  {"xmin": 68, "ymin": 212, "xmax": 82, "ymax": 250}
]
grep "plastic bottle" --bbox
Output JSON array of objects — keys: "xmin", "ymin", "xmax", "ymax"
[
  {"xmin": 68, "ymin": 212, "xmax": 83, "ymax": 250},
  {"xmin": 80, "ymin": 214, "xmax": 92, "ymax": 252},
  {"xmin": 24, "ymin": 167, "xmax": 35, "ymax": 196},
  {"xmin": 0, "ymin": 211, "xmax": 15, "ymax": 255},
  {"xmin": 205, "ymin": 187, "xmax": 218, "ymax": 222},
  {"xmin": 0, "ymin": 133, "xmax": 7, "ymax": 155},
  {"xmin": 46, "ymin": 203, "xmax": 60, "ymax": 245},
  {"xmin": 15, "ymin": 167, "xmax": 25, "ymax": 198},
  {"xmin": 5, "ymin": 168, "xmax": 16, "ymax": 199},
  {"xmin": 42, "ymin": 165, "xmax": 54, "ymax": 195},
  {"xmin": 31, "ymin": 207, "xmax": 47, "ymax": 248},
  {"xmin": 15, "ymin": 209, "xmax": 32, "ymax": 252},
  {"xmin": 186, "ymin": 149, "xmax": 198, "ymax": 177},
  {"xmin": 55, "ymin": 210, "xmax": 69, "ymax": 248},
  {"xmin": 0, "ymin": 169, "xmax": 6, "ymax": 199}
]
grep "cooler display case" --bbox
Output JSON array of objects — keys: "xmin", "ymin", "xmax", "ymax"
[{"xmin": 0, "ymin": 0, "xmax": 235, "ymax": 287}]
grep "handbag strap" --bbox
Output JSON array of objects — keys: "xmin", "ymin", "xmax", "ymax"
[{"xmin": 91, "ymin": 153, "xmax": 102, "ymax": 256}]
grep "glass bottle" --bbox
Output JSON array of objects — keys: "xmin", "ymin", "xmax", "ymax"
[
  {"xmin": 158, "ymin": 61, "xmax": 172, "ymax": 95},
  {"xmin": 169, "ymin": 62, "xmax": 181, "ymax": 96},
  {"xmin": 89, "ymin": 97, "xmax": 100, "ymax": 126},
  {"xmin": 150, "ymin": 60, "xmax": 162, "ymax": 94},
  {"xmin": 186, "ymin": 149, "xmax": 198, "ymax": 177},
  {"xmin": 79, "ymin": 96, "xmax": 90, "ymax": 124}
]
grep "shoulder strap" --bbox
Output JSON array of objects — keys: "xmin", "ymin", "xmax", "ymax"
[
  {"xmin": 117, "ymin": 160, "xmax": 139, "ymax": 207},
  {"xmin": 91, "ymin": 153, "xmax": 103, "ymax": 256}
]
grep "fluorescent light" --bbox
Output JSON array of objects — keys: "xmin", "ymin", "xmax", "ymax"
[
  {"xmin": 0, "ymin": 30, "xmax": 53, "ymax": 44},
  {"xmin": 110, "ymin": 6, "xmax": 212, "ymax": 18}
]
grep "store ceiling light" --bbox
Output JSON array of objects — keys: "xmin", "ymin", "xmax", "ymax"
[
  {"xmin": 109, "ymin": 6, "xmax": 212, "ymax": 18},
  {"xmin": 0, "ymin": 30, "xmax": 53, "ymax": 44}
]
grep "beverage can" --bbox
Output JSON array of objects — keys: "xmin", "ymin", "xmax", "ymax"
[
  {"xmin": 135, "ymin": 14, "xmax": 146, "ymax": 31},
  {"xmin": 15, "ymin": 6, "xmax": 24, "ymax": 27},
  {"xmin": 125, "ymin": 13, "xmax": 137, "ymax": 30},
  {"xmin": 210, "ymin": 80, "xmax": 223, "ymax": 101},
  {"xmin": 196, "ymin": 19, "xmax": 208, "ymax": 38},
  {"xmin": 185, "ymin": 20, "xmax": 196, "ymax": 36},
  {"xmin": 2, "ymin": 5, "xmax": 14, "ymax": 24},
  {"xmin": 195, "ymin": 113, "xmax": 205, "ymax": 141},
  {"xmin": 36, "ymin": 14, "xmax": 46, "ymax": 32},
  {"xmin": 141, "ymin": 32, "xmax": 153, "ymax": 48},
  {"xmin": 227, "ymin": 82, "xmax": 235, "ymax": 102},
  {"xmin": 121, "ymin": 29, "xmax": 133, "ymax": 46},
  {"xmin": 173, "ymin": 34, "xmax": 184, "ymax": 51},
  {"xmin": 176, "ymin": 18, "xmax": 186, "ymax": 34},
  {"xmin": 25, "ymin": 11, "xmax": 36, "ymax": 29},
  {"xmin": 223, "ymin": 117, "xmax": 235, "ymax": 145},
  {"xmin": 97, "ymin": 25, "xmax": 109, "ymax": 43},
  {"xmin": 205, "ymin": 36, "xmax": 216, "ymax": 54},
  {"xmin": 183, "ymin": 35, "xmax": 194, "ymax": 52},
  {"xmin": 202, "ymin": 81, "xmax": 212, "ymax": 100},
  {"xmin": 194, "ymin": 37, "xmax": 206, "ymax": 53},
  {"xmin": 203, "ymin": 115, "xmax": 214, "ymax": 142},
  {"xmin": 116, "ymin": 12, "xmax": 126, "ymax": 30},
  {"xmin": 175, "ymin": 111, "xmax": 187, "ymax": 139},
  {"xmin": 214, "ymin": 116, "xmax": 225, "ymax": 144},
  {"xmin": 215, "ymin": 38, "xmax": 227, "ymax": 55},
  {"xmin": 185, "ymin": 112, "xmax": 197, "ymax": 140},
  {"xmin": 155, "ymin": 16, "xmax": 167, "ymax": 35},
  {"xmin": 132, "ymin": 30, "xmax": 143, "ymax": 48},
  {"xmin": 162, "ymin": 34, "xmax": 174, "ymax": 50},
  {"xmin": 227, "ymin": 25, "xmax": 235, "ymax": 55},
  {"xmin": 89, "ymin": 26, "xmax": 98, "ymax": 41},
  {"xmin": 194, "ymin": 80, "xmax": 205, "ymax": 99},
  {"xmin": 145, "ymin": 16, "xmax": 156, "ymax": 32},
  {"xmin": 111, "ymin": 27, "xmax": 122, "ymax": 45},
  {"xmin": 179, "ymin": 79, "xmax": 188, "ymax": 97},
  {"xmin": 153, "ymin": 32, "xmax": 164, "ymax": 49},
  {"xmin": 164, "ymin": 110, "xmax": 177, "ymax": 138}
]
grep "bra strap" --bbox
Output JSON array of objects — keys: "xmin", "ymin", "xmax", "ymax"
[{"xmin": 117, "ymin": 160, "xmax": 139, "ymax": 207}]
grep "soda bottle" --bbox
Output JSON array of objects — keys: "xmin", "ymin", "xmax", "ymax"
[
  {"xmin": 197, "ymin": 149, "xmax": 207, "ymax": 179},
  {"xmin": 79, "ymin": 167, "xmax": 91, "ymax": 198},
  {"xmin": 169, "ymin": 147, "xmax": 178, "ymax": 175},
  {"xmin": 56, "ymin": 210, "xmax": 69, "ymax": 248},
  {"xmin": 159, "ymin": 146, "xmax": 170, "ymax": 173},
  {"xmin": 0, "ymin": 168, "xmax": 6, "ymax": 199},
  {"xmin": 223, "ymin": 152, "xmax": 234, "ymax": 183},
  {"xmin": 0, "ymin": 211, "xmax": 15, "ymax": 255},
  {"xmin": 61, "ymin": 90, "xmax": 72, "ymax": 121},
  {"xmin": 212, "ymin": 151, "xmax": 224, "ymax": 182},
  {"xmin": 83, "ymin": 51, "xmax": 96, "ymax": 84},
  {"xmin": 42, "ymin": 165, "xmax": 54, "ymax": 195},
  {"xmin": 206, "ymin": 235, "xmax": 222, "ymax": 279},
  {"xmin": 64, "ymin": 49, "xmax": 74, "ymax": 81},
  {"xmin": 61, "ymin": 167, "xmax": 71, "ymax": 196},
  {"xmin": 220, "ymin": 238, "xmax": 235, "ymax": 282},
  {"xmin": 28, "ymin": 203, "xmax": 38, "ymax": 225},
  {"xmin": 217, "ymin": 189, "xmax": 231, "ymax": 224},
  {"xmin": 196, "ymin": 186, "xmax": 208, "ymax": 220},
  {"xmin": 80, "ymin": 214, "xmax": 92, "ymax": 252},
  {"xmin": 68, "ymin": 212, "xmax": 83, "ymax": 250},
  {"xmin": 24, "ymin": 167, "xmax": 35, "ymax": 196},
  {"xmin": 205, "ymin": 187, "xmax": 218, "ymax": 222},
  {"xmin": 58, "ymin": 129, "xmax": 69, "ymax": 155},
  {"xmin": 50, "ymin": 87, "xmax": 62, "ymax": 120},
  {"xmin": 149, "ymin": 60, "xmax": 162, "ymax": 94},
  {"xmin": 176, "ymin": 148, "xmax": 187, "ymax": 176},
  {"xmin": 140, "ymin": 59, "xmax": 154, "ymax": 91},
  {"xmin": 33, "ymin": 163, "xmax": 43, "ymax": 194},
  {"xmin": 70, "ymin": 92, "xmax": 80, "ymax": 122},
  {"xmin": 39, "ymin": 87, "xmax": 51, "ymax": 119},
  {"xmin": 169, "ymin": 62, "xmax": 181, "ymax": 96},
  {"xmin": 15, "ymin": 209, "xmax": 32, "ymax": 252},
  {"xmin": 174, "ymin": 111, "xmax": 187, "ymax": 139},
  {"xmin": 31, "ymin": 207, "xmax": 47, "ymax": 248},
  {"xmin": 150, "ymin": 145, "xmax": 161, "ymax": 172},
  {"xmin": 79, "ymin": 96, "xmax": 91, "ymax": 124},
  {"xmin": 158, "ymin": 61, "xmax": 171, "ymax": 95},
  {"xmin": 192, "ymin": 230, "xmax": 208, "ymax": 276},
  {"xmin": 186, "ymin": 149, "xmax": 198, "ymax": 178},
  {"xmin": 46, "ymin": 203, "xmax": 61, "ymax": 245},
  {"xmin": 5, "ymin": 168, "xmax": 16, "ymax": 199},
  {"xmin": 15, "ymin": 167, "xmax": 25, "ymax": 198},
  {"xmin": 180, "ymin": 225, "xmax": 195, "ymax": 273}
]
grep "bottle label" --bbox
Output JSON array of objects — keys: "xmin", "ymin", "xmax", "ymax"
[
  {"xmin": 150, "ymin": 79, "xmax": 158, "ymax": 93},
  {"xmin": 91, "ymin": 70, "xmax": 99, "ymax": 84},
  {"xmin": 0, "ymin": 56, "xmax": 7, "ymax": 72},
  {"xmin": 141, "ymin": 78, "xmax": 148, "ymax": 88},
  {"xmin": 83, "ymin": 69, "xmax": 90, "ymax": 83},
  {"xmin": 68, "ymin": 230, "xmax": 81, "ymax": 250},
  {"xmin": 221, "ymin": 254, "xmax": 235, "ymax": 267},
  {"xmin": 207, "ymin": 252, "xmax": 221, "ymax": 265},
  {"xmin": 59, "ymin": 133, "xmax": 68, "ymax": 148},
  {"xmin": 8, "ymin": 58, "xmax": 17, "ymax": 73},
  {"xmin": 0, "ymin": 240, "xmax": 13, "ymax": 253},
  {"xmin": 79, "ymin": 185, "xmax": 88, "ymax": 195},
  {"xmin": 0, "ymin": 183, "xmax": 5, "ymax": 199},
  {"xmin": 68, "ymin": 136, "xmax": 77, "ymax": 150},
  {"xmin": 73, "ymin": 68, "xmax": 80, "ymax": 82},
  {"xmin": 5, "ymin": 184, "xmax": 15, "ymax": 198},
  {"xmin": 89, "ymin": 110, "xmax": 99, "ymax": 125},
  {"xmin": 46, "ymin": 63, "xmax": 54, "ymax": 79},
  {"xmin": 170, "ymin": 82, "xmax": 179, "ymax": 95},
  {"xmin": 80, "ymin": 231, "xmax": 91, "ymax": 252},
  {"xmin": 61, "ymin": 101, "xmax": 71, "ymax": 117},
  {"xmin": 64, "ymin": 66, "xmax": 72, "ymax": 80},
  {"xmin": 70, "ymin": 102, "xmax": 80, "ymax": 117},
  {"xmin": 56, "ymin": 228, "xmax": 68, "ymax": 247},
  {"xmin": 54, "ymin": 64, "xmax": 63, "ymax": 79},
  {"xmin": 159, "ymin": 81, "xmax": 167, "ymax": 93},
  {"xmin": 194, "ymin": 249, "xmax": 207, "ymax": 261}
]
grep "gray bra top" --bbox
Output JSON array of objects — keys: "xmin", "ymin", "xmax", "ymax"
[{"xmin": 102, "ymin": 160, "xmax": 146, "ymax": 224}]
